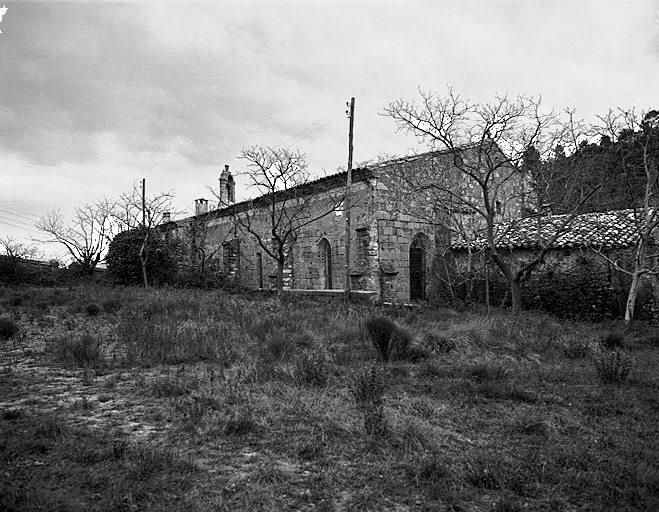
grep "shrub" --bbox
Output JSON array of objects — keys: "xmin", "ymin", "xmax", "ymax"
[
  {"xmin": 0, "ymin": 317, "xmax": 19, "ymax": 340},
  {"xmin": 102, "ymin": 298, "xmax": 123, "ymax": 314},
  {"xmin": 106, "ymin": 228, "xmax": 180, "ymax": 286},
  {"xmin": 593, "ymin": 349, "xmax": 634, "ymax": 384},
  {"xmin": 364, "ymin": 316, "xmax": 412, "ymax": 362},
  {"xmin": 85, "ymin": 303, "xmax": 100, "ymax": 317},
  {"xmin": 600, "ymin": 329, "xmax": 626, "ymax": 350},
  {"xmin": 351, "ymin": 365, "xmax": 387, "ymax": 436}
]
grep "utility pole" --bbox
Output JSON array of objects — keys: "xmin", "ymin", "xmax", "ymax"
[
  {"xmin": 141, "ymin": 178, "xmax": 146, "ymax": 228},
  {"xmin": 344, "ymin": 97, "xmax": 355, "ymax": 300}
]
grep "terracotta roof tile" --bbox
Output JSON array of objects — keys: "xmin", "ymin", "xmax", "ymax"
[{"xmin": 453, "ymin": 209, "xmax": 658, "ymax": 250}]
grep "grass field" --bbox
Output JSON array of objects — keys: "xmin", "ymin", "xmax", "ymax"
[{"xmin": 1, "ymin": 284, "xmax": 658, "ymax": 511}]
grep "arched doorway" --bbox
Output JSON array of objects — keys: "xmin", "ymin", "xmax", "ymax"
[
  {"xmin": 410, "ymin": 235, "xmax": 428, "ymax": 300},
  {"xmin": 319, "ymin": 238, "xmax": 333, "ymax": 289}
]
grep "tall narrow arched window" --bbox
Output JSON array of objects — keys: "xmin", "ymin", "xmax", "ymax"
[
  {"xmin": 410, "ymin": 234, "xmax": 429, "ymax": 301},
  {"xmin": 319, "ymin": 238, "xmax": 333, "ymax": 290}
]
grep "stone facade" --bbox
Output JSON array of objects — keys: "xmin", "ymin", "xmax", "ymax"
[{"xmin": 169, "ymin": 149, "xmax": 522, "ymax": 302}]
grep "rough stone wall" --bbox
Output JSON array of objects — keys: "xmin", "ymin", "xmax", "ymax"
[
  {"xmin": 292, "ymin": 180, "xmax": 375, "ymax": 291},
  {"xmin": 175, "ymin": 179, "xmax": 375, "ymax": 292},
  {"xmin": 446, "ymin": 247, "xmax": 658, "ymax": 320},
  {"xmin": 376, "ymin": 215, "xmax": 435, "ymax": 303}
]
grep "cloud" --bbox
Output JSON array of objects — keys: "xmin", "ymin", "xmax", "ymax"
[{"xmin": 2, "ymin": 0, "xmax": 659, "ymax": 249}]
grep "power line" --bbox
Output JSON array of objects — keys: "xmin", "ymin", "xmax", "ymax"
[
  {"xmin": 0, "ymin": 149, "xmax": 116, "ymax": 186},
  {"xmin": 0, "ymin": 204, "xmax": 40, "ymax": 220},
  {"xmin": 0, "ymin": 207, "xmax": 39, "ymax": 223},
  {"xmin": 0, "ymin": 218, "xmax": 41, "ymax": 235},
  {"xmin": 0, "ymin": 214, "xmax": 37, "ymax": 229},
  {"xmin": 276, "ymin": 108, "xmax": 344, "ymax": 150}
]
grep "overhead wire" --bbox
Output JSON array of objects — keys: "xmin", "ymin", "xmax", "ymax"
[
  {"xmin": 0, "ymin": 207, "xmax": 40, "ymax": 223},
  {"xmin": 0, "ymin": 218, "xmax": 41, "ymax": 235},
  {"xmin": 0, "ymin": 212, "xmax": 36, "ymax": 228},
  {"xmin": 276, "ymin": 107, "xmax": 345, "ymax": 150},
  {"xmin": 0, "ymin": 149, "xmax": 116, "ymax": 186}
]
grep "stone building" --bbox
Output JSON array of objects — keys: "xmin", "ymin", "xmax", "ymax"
[
  {"xmin": 448, "ymin": 209, "xmax": 659, "ymax": 319},
  {"xmin": 168, "ymin": 148, "xmax": 523, "ymax": 302}
]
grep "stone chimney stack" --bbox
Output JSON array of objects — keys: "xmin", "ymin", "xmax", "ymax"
[
  {"xmin": 219, "ymin": 164, "xmax": 235, "ymax": 206},
  {"xmin": 161, "ymin": 212, "xmax": 171, "ymax": 224},
  {"xmin": 195, "ymin": 198, "xmax": 208, "ymax": 216}
]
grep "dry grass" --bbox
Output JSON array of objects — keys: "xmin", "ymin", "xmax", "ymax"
[{"xmin": 1, "ymin": 283, "xmax": 658, "ymax": 511}]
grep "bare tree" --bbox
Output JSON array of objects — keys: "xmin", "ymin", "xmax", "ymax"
[
  {"xmin": 179, "ymin": 212, "xmax": 230, "ymax": 285},
  {"xmin": 0, "ymin": 236, "xmax": 41, "ymax": 261},
  {"xmin": 114, "ymin": 185, "xmax": 176, "ymax": 287},
  {"xmin": 0, "ymin": 236, "xmax": 42, "ymax": 278},
  {"xmin": 385, "ymin": 88, "xmax": 605, "ymax": 312},
  {"xmin": 218, "ymin": 146, "xmax": 343, "ymax": 291},
  {"xmin": 595, "ymin": 109, "xmax": 659, "ymax": 322},
  {"xmin": 36, "ymin": 198, "xmax": 116, "ymax": 274}
]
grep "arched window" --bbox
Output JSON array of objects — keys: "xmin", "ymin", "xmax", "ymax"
[
  {"xmin": 410, "ymin": 233, "xmax": 429, "ymax": 300},
  {"xmin": 319, "ymin": 238, "xmax": 333, "ymax": 289}
]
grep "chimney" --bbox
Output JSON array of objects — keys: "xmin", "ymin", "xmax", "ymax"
[
  {"xmin": 219, "ymin": 164, "xmax": 235, "ymax": 206},
  {"xmin": 161, "ymin": 212, "xmax": 171, "ymax": 224},
  {"xmin": 195, "ymin": 198, "xmax": 208, "ymax": 216}
]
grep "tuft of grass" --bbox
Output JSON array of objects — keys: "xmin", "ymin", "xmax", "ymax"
[
  {"xmin": 600, "ymin": 329, "xmax": 627, "ymax": 350},
  {"xmin": 102, "ymin": 298, "xmax": 123, "ymax": 314},
  {"xmin": 148, "ymin": 373, "xmax": 202, "ymax": 398},
  {"xmin": 116, "ymin": 309, "xmax": 240, "ymax": 367},
  {"xmin": 0, "ymin": 316, "xmax": 20, "ymax": 340},
  {"xmin": 561, "ymin": 334, "xmax": 591, "ymax": 359},
  {"xmin": 85, "ymin": 303, "xmax": 100, "ymax": 317},
  {"xmin": 223, "ymin": 408, "xmax": 259, "ymax": 436},
  {"xmin": 293, "ymin": 349, "xmax": 330, "ymax": 387},
  {"xmin": 593, "ymin": 348, "xmax": 634, "ymax": 384},
  {"xmin": 51, "ymin": 332, "xmax": 106, "ymax": 368},
  {"xmin": 425, "ymin": 332, "xmax": 456, "ymax": 353},
  {"xmin": 351, "ymin": 365, "xmax": 387, "ymax": 436},
  {"xmin": 465, "ymin": 362, "xmax": 509, "ymax": 382},
  {"xmin": 364, "ymin": 316, "xmax": 412, "ymax": 362}
]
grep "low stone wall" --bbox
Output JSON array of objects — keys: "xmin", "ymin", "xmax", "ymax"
[
  {"xmin": 441, "ymin": 247, "xmax": 657, "ymax": 321},
  {"xmin": 282, "ymin": 289, "xmax": 378, "ymax": 302}
]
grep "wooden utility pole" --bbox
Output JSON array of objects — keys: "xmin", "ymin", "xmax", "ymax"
[
  {"xmin": 344, "ymin": 97, "xmax": 355, "ymax": 300},
  {"xmin": 141, "ymin": 178, "xmax": 146, "ymax": 228}
]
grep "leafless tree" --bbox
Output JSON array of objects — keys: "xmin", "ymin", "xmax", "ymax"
[
  {"xmin": 595, "ymin": 109, "xmax": 659, "ymax": 322},
  {"xmin": 0, "ymin": 236, "xmax": 40, "ymax": 261},
  {"xmin": 0, "ymin": 236, "xmax": 43, "ymax": 278},
  {"xmin": 179, "ymin": 212, "xmax": 230, "ymax": 285},
  {"xmin": 217, "ymin": 146, "xmax": 343, "ymax": 291},
  {"xmin": 114, "ymin": 185, "xmax": 176, "ymax": 287},
  {"xmin": 385, "ymin": 88, "xmax": 605, "ymax": 312},
  {"xmin": 36, "ymin": 198, "xmax": 116, "ymax": 274}
]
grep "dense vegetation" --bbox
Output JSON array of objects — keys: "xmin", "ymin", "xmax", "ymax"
[
  {"xmin": 105, "ymin": 228, "xmax": 181, "ymax": 286},
  {"xmin": 524, "ymin": 110, "xmax": 659, "ymax": 214},
  {"xmin": 1, "ymin": 284, "xmax": 658, "ymax": 511}
]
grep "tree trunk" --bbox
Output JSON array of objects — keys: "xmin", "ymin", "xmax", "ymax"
[
  {"xmin": 510, "ymin": 279, "xmax": 522, "ymax": 314},
  {"xmin": 625, "ymin": 271, "xmax": 642, "ymax": 323},
  {"xmin": 139, "ymin": 240, "xmax": 149, "ymax": 288},
  {"xmin": 276, "ymin": 259, "xmax": 284, "ymax": 292},
  {"xmin": 626, "ymin": 240, "xmax": 650, "ymax": 323},
  {"xmin": 650, "ymin": 274, "xmax": 659, "ymax": 320},
  {"xmin": 483, "ymin": 252, "xmax": 490, "ymax": 313}
]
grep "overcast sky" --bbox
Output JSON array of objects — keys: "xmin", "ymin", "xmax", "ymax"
[{"xmin": 1, "ymin": 0, "xmax": 659, "ymax": 257}]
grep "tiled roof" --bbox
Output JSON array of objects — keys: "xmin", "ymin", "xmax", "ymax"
[{"xmin": 453, "ymin": 209, "xmax": 658, "ymax": 250}]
